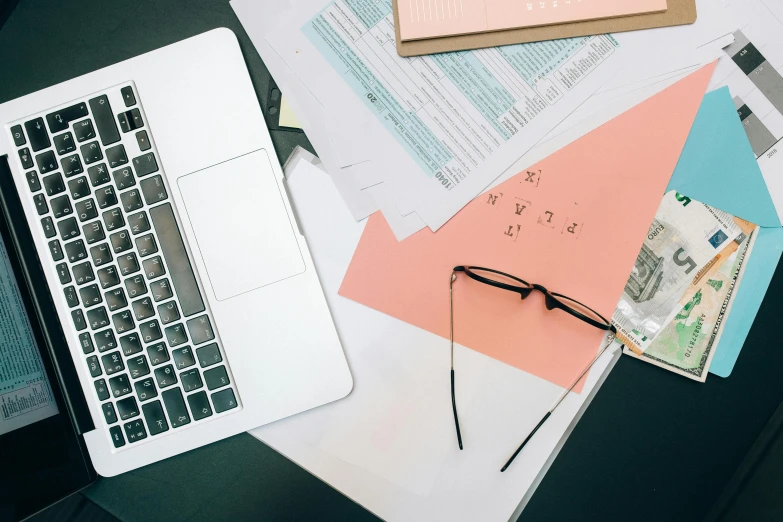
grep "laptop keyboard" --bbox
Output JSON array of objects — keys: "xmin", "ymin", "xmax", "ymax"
[{"xmin": 7, "ymin": 83, "xmax": 240, "ymax": 450}]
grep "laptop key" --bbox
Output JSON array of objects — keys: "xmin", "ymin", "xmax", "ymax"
[
  {"xmin": 88, "ymin": 163, "xmax": 110, "ymax": 187},
  {"xmin": 120, "ymin": 332, "xmax": 143, "ymax": 357},
  {"xmin": 95, "ymin": 187, "xmax": 118, "ymax": 209},
  {"xmin": 11, "ymin": 125, "xmax": 25, "ymax": 146},
  {"xmin": 106, "ymin": 144, "xmax": 128, "ymax": 168},
  {"xmin": 112, "ymin": 310, "xmax": 135, "ymax": 334},
  {"xmin": 101, "ymin": 351, "xmax": 124, "ymax": 375},
  {"xmin": 109, "ymin": 374, "xmax": 132, "ymax": 398},
  {"xmin": 110, "ymin": 425, "xmax": 125, "ymax": 448},
  {"xmin": 147, "ymin": 343, "xmax": 169, "ymax": 366},
  {"xmin": 79, "ymin": 284, "xmax": 102, "ymax": 308},
  {"xmin": 102, "ymin": 402, "xmax": 118, "ymax": 424},
  {"xmin": 162, "ymin": 388, "xmax": 190, "ymax": 428},
  {"xmin": 164, "ymin": 323, "xmax": 188, "ymax": 347},
  {"xmin": 87, "ymin": 306, "xmax": 110, "ymax": 330},
  {"xmin": 172, "ymin": 346, "xmax": 195, "ymax": 370},
  {"xmin": 116, "ymin": 397, "xmax": 139, "ymax": 421},
  {"xmin": 127, "ymin": 355, "xmax": 150, "ymax": 379},
  {"xmin": 204, "ymin": 366, "xmax": 230, "ymax": 391},
  {"xmin": 187, "ymin": 315, "xmax": 215, "ymax": 346},
  {"xmin": 187, "ymin": 391, "xmax": 213, "ymax": 421},
  {"xmin": 150, "ymin": 278, "xmax": 173, "ymax": 302},
  {"xmin": 180, "ymin": 369, "xmax": 203, "ymax": 392},
  {"xmin": 112, "ymin": 167, "xmax": 135, "ymax": 190},
  {"xmin": 75, "ymin": 199, "xmax": 98, "ymax": 222},
  {"xmin": 139, "ymin": 319, "xmax": 162, "ymax": 344},
  {"xmin": 85, "ymin": 355, "xmax": 101, "ymax": 377},
  {"xmin": 110, "ymin": 230, "xmax": 132, "ymax": 253},
  {"xmin": 142, "ymin": 401, "xmax": 169, "ymax": 436},
  {"xmin": 72, "ymin": 309, "xmax": 88, "ymax": 331},
  {"xmin": 24, "ymin": 118, "xmax": 50, "ymax": 152},
  {"xmin": 90, "ymin": 243, "xmax": 112, "ymax": 267},
  {"xmin": 123, "ymin": 419, "xmax": 147, "ymax": 443},
  {"xmin": 42, "ymin": 172, "xmax": 65, "ymax": 196},
  {"xmin": 83, "ymin": 222, "xmax": 105, "ymax": 244},
  {"xmin": 196, "ymin": 343, "xmax": 222, "ymax": 369},
  {"xmin": 72, "ymin": 262, "xmax": 95, "ymax": 285},
  {"xmin": 63, "ymin": 286, "xmax": 79, "ymax": 308},
  {"xmin": 140, "ymin": 175, "xmax": 167, "ymax": 205},
  {"xmin": 157, "ymin": 301, "xmax": 180, "ymax": 325},
  {"xmin": 26, "ymin": 171, "xmax": 41, "ymax": 192},
  {"xmin": 121, "ymin": 86, "xmax": 136, "ymax": 107},
  {"xmin": 154, "ymin": 365, "xmax": 177, "ymax": 389},
  {"xmin": 131, "ymin": 296, "xmax": 155, "ymax": 321},
  {"xmin": 33, "ymin": 194, "xmax": 49, "ymax": 215},
  {"xmin": 94, "ymin": 330, "xmax": 117, "ymax": 352},
  {"xmin": 136, "ymin": 130, "xmax": 151, "ymax": 151},
  {"xmin": 211, "ymin": 388, "xmax": 238, "ymax": 414},
  {"xmin": 124, "ymin": 275, "xmax": 147, "ymax": 298},
  {"xmin": 42, "ymin": 217, "xmax": 56, "ymax": 237},
  {"xmin": 142, "ymin": 256, "xmax": 165, "ymax": 280},
  {"xmin": 88, "ymin": 95, "xmax": 121, "ymax": 146},
  {"xmin": 120, "ymin": 189, "xmax": 143, "ymax": 213},
  {"xmin": 65, "ymin": 239, "xmax": 87, "ymax": 263},
  {"xmin": 81, "ymin": 141, "xmax": 103, "ymax": 165},
  {"xmin": 53, "ymin": 132, "xmax": 76, "ymax": 155},
  {"xmin": 62, "ymin": 154, "xmax": 84, "ymax": 177},
  {"xmin": 149, "ymin": 204, "xmax": 204, "ymax": 316},
  {"xmin": 67, "ymin": 176, "xmax": 90, "ymax": 199},
  {"xmin": 105, "ymin": 288, "xmax": 127, "ymax": 312},
  {"xmin": 102, "ymin": 208, "xmax": 124, "ymax": 231},
  {"xmin": 46, "ymin": 103, "xmax": 88, "ymax": 134},
  {"xmin": 135, "ymin": 234, "xmax": 157, "ymax": 257},
  {"xmin": 56, "ymin": 262, "xmax": 71, "ymax": 284},
  {"xmin": 74, "ymin": 119, "xmax": 96, "ymax": 142},
  {"xmin": 51, "ymin": 195, "xmax": 73, "ymax": 219},
  {"xmin": 36, "ymin": 150, "xmax": 58, "ymax": 173},
  {"xmin": 97, "ymin": 266, "xmax": 119, "ymax": 289},
  {"xmin": 79, "ymin": 332, "xmax": 95, "ymax": 354},
  {"xmin": 132, "ymin": 152, "xmax": 158, "ymax": 177},
  {"xmin": 57, "ymin": 217, "xmax": 80, "ymax": 240},
  {"xmin": 49, "ymin": 239, "xmax": 63, "ymax": 261},
  {"xmin": 117, "ymin": 253, "xmax": 140, "ymax": 276},
  {"xmin": 135, "ymin": 377, "xmax": 158, "ymax": 402},
  {"xmin": 18, "ymin": 148, "xmax": 34, "ymax": 170},
  {"xmin": 94, "ymin": 378, "xmax": 109, "ymax": 400},
  {"xmin": 128, "ymin": 211, "xmax": 150, "ymax": 235}
]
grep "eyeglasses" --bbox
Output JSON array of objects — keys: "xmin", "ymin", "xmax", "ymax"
[{"xmin": 449, "ymin": 266, "xmax": 619, "ymax": 472}]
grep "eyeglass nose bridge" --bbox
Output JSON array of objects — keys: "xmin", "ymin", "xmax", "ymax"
[{"xmin": 528, "ymin": 283, "xmax": 560, "ymax": 311}]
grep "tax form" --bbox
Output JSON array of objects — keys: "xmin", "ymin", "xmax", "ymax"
[{"xmin": 267, "ymin": 0, "xmax": 634, "ymax": 232}]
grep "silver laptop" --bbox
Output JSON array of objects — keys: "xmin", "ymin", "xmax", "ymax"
[{"xmin": 0, "ymin": 28, "xmax": 353, "ymax": 477}]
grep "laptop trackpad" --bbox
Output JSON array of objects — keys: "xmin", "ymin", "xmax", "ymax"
[{"xmin": 178, "ymin": 150, "xmax": 305, "ymax": 301}]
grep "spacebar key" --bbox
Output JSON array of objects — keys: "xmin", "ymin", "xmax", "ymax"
[{"xmin": 149, "ymin": 204, "xmax": 205, "ymax": 317}]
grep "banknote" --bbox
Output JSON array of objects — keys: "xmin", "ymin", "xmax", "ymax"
[
  {"xmin": 622, "ymin": 227, "xmax": 756, "ymax": 381},
  {"xmin": 613, "ymin": 191, "xmax": 742, "ymax": 351}
]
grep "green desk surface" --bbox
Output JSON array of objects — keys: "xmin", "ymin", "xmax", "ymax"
[{"xmin": 2, "ymin": 1, "xmax": 783, "ymax": 521}]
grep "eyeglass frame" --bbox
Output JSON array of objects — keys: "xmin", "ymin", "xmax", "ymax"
[{"xmin": 449, "ymin": 265, "xmax": 619, "ymax": 472}]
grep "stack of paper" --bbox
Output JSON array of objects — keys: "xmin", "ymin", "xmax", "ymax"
[{"xmin": 232, "ymin": 0, "xmax": 731, "ymax": 240}]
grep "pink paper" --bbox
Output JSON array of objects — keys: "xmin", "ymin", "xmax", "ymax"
[
  {"xmin": 399, "ymin": 0, "xmax": 668, "ymax": 41},
  {"xmin": 339, "ymin": 63, "xmax": 716, "ymax": 390}
]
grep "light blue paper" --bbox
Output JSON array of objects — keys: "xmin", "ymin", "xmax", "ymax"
[{"xmin": 665, "ymin": 87, "xmax": 783, "ymax": 377}]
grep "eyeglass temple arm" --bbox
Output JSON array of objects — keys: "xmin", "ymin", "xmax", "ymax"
[
  {"xmin": 450, "ymin": 272, "xmax": 463, "ymax": 450},
  {"xmin": 500, "ymin": 333, "xmax": 620, "ymax": 472}
]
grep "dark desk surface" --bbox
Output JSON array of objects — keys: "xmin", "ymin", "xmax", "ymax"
[{"xmin": 3, "ymin": 1, "xmax": 783, "ymax": 521}]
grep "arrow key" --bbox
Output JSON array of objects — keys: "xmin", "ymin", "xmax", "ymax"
[{"xmin": 142, "ymin": 400, "xmax": 168, "ymax": 436}]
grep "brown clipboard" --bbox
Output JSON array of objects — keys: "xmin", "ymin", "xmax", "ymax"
[{"xmin": 393, "ymin": 0, "xmax": 696, "ymax": 57}]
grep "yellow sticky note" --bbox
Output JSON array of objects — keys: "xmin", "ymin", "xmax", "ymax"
[{"xmin": 279, "ymin": 96, "xmax": 303, "ymax": 129}]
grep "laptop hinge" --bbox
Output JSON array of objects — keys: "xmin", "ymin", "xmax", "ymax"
[{"xmin": 0, "ymin": 156, "xmax": 95, "ymax": 435}]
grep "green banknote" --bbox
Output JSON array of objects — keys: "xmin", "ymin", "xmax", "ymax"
[{"xmin": 622, "ymin": 228, "xmax": 756, "ymax": 382}]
